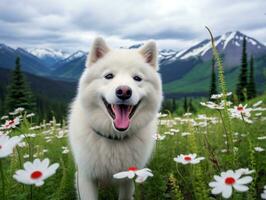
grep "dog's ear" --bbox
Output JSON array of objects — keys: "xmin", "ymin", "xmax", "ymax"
[
  {"xmin": 139, "ymin": 41, "xmax": 158, "ymax": 69},
  {"xmin": 88, "ymin": 37, "xmax": 110, "ymax": 65}
]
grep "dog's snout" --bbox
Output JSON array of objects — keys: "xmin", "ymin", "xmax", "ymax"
[{"xmin": 116, "ymin": 86, "xmax": 132, "ymax": 100}]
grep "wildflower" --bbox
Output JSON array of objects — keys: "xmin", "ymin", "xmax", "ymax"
[
  {"xmin": 26, "ymin": 113, "xmax": 35, "ymax": 118},
  {"xmin": 157, "ymin": 113, "xmax": 168, "ymax": 118},
  {"xmin": 14, "ymin": 107, "xmax": 25, "ymax": 113},
  {"xmin": 62, "ymin": 146, "xmax": 69, "ymax": 154},
  {"xmin": 0, "ymin": 134, "xmax": 23, "ymax": 158},
  {"xmin": 252, "ymin": 100, "xmax": 263, "ymax": 107},
  {"xmin": 23, "ymin": 154, "xmax": 29, "ymax": 159},
  {"xmin": 170, "ymin": 128, "xmax": 179, "ymax": 133},
  {"xmin": 200, "ymin": 101, "xmax": 224, "ymax": 110},
  {"xmin": 18, "ymin": 141, "xmax": 26, "ymax": 148},
  {"xmin": 211, "ymin": 92, "xmax": 232, "ymax": 100},
  {"xmin": 228, "ymin": 104, "xmax": 252, "ymax": 118},
  {"xmin": 2, "ymin": 117, "xmax": 20, "ymax": 129},
  {"xmin": 181, "ymin": 132, "xmax": 191, "ymax": 137},
  {"xmin": 254, "ymin": 147, "xmax": 264, "ymax": 152},
  {"xmin": 258, "ymin": 136, "xmax": 266, "ymax": 140},
  {"xmin": 29, "ymin": 126, "xmax": 41, "ymax": 130},
  {"xmin": 183, "ymin": 113, "xmax": 192, "ymax": 117},
  {"xmin": 174, "ymin": 154, "xmax": 205, "ymax": 165},
  {"xmin": 235, "ymin": 168, "xmax": 255, "ymax": 175},
  {"xmin": 209, "ymin": 169, "xmax": 253, "ymax": 199},
  {"xmin": 22, "ymin": 133, "xmax": 36, "ymax": 138},
  {"xmin": 152, "ymin": 133, "xmax": 165, "ymax": 141},
  {"xmin": 164, "ymin": 131, "xmax": 174, "ymax": 136},
  {"xmin": 1, "ymin": 116, "xmax": 8, "ymax": 120},
  {"xmin": 13, "ymin": 158, "xmax": 59, "ymax": 186},
  {"xmin": 113, "ymin": 167, "xmax": 153, "ymax": 183}
]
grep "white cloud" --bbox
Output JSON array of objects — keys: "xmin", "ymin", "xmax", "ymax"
[{"xmin": 0, "ymin": 0, "xmax": 265, "ymax": 51}]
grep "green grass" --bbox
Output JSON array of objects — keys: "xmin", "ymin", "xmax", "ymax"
[{"xmin": 0, "ymin": 94, "xmax": 266, "ymax": 199}]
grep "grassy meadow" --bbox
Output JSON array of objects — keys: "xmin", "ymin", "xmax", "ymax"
[{"xmin": 0, "ymin": 93, "xmax": 265, "ymax": 200}]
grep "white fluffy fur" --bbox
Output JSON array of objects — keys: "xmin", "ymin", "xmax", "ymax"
[{"xmin": 68, "ymin": 37, "xmax": 163, "ymax": 200}]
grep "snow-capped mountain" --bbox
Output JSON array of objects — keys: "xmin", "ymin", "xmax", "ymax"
[
  {"xmin": 50, "ymin": 51, "xmax": 87, "ymax": 80},
  {"xmin": 159, "ymin": 49, "xmax": 178, "ymax": 64},
  {"xmin": 61, "ymin": 50, "xmax": 87, "ymax": 63},
  {"xmin": 0, "ymin": 45, "xmax": 50, "ymax": 75},
  {"xmin": 26, "ymin": 48, "xmax": 71, "ymax": 68},
  {"xmin": 175, "ymin": 31, "xmax": 266, "ymax": 67}
]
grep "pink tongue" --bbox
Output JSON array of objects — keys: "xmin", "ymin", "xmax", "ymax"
[{"xmin": 113, "ymin": 105, "xmax": 130, "ymax": 130}]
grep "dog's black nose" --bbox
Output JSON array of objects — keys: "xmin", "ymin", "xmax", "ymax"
[{"xmin": 116, "ymin": 86, "xmax": 132, "ymax": 100}]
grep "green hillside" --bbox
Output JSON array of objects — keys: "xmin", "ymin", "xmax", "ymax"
[{"xmin": 164, "ymin": 55, "xmax": 266, "ymax": 94}]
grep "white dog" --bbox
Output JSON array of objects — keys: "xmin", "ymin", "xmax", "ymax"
[{"xmin": 68, "ymin": 37, "xmax": 163, "ymax": 200}]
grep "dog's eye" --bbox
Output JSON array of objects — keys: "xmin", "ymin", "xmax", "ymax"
[
  {"xmin": 133, "ymin": 75, "xmax": 142, "ymax": 82},
  {"xmin": 104, "ymin": 73, "xmax": 114, "ymax": 79}
]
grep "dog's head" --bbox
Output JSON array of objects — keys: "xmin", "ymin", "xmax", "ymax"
[{"xmin": 78, "ymin": 37, "xmax": 162, "ymax": 135}]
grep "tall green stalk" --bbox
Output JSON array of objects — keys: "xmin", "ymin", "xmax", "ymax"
[{"xmin": 205, "ymin": 27, "xmax": 235, "ymax": 167}]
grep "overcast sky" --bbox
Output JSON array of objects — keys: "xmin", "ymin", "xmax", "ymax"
[{"xmin": 0, "ymin": 0, "xmax": 265, "ymax": 52}]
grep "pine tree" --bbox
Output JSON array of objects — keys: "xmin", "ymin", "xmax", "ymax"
[
  {"xmin": 188, "ymin": 98, "xmax": 196, "ymax": 113},
  {"xmin": 236, "ymin": 36, "xmax": 248, "ymax": 101},
  {"xmin": 4, "ymin": 57, "xmax": 36, "ymax": 112},
  {"xmin": 247, "ymin": 55, "xmax": 256, "ymax": 99},
  {"xmin": 183, "ymin": 97, "xmax": 188, "ymax": 113},
  {"xmin": 209, "ymin": 56, "xmax": 217, "ymax": 100},
  {"xmin": 172, "ymin": 98, "xmax": 177, "ymax": 113}
]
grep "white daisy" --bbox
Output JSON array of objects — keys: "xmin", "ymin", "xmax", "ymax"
[
  {"xmin": 174, "ymin": 154, "xmax": 205, "ymax": 165},
  {"xmin": 258, "ymin": 136, "xmax": 266, "ymax": 140},
  {"xmin": 0, "ymin": 134, "xmax": 23, "ymax": 158},
  {"xmin": 1, "ymin": 116, "xmax": 8, "ymax": 120},
  {"xmin": 13, "ymin": 158, "xmax": 59, "ymax": 187},
  {"xmin": 229, "ymin": 104, "xmax": 252, "ymax": 118},
  {"xmin": 2, "ymin": 117, "xmax": 20, "ymax": 129},
  {"xmin": 211, "ymin": 92, "xmax": 232, "ymax": 100},
  {"xmin": 209, "ymin": 169, "xmax": 253, "ymax": 199},
  {"xmin": 152, "ymin": 133, "xmax": 165, "ymax": 141},
  {"xmin": 62, "ymin": 146, "xmax": 69, "ymax": 154},
  {"xmin": 26, "ymin": 113, "xmax": 35, "ymax": 118},
  {"xmin": 113, "ymin": 166, "xmax": 153, "ymax": 183},
  {"xmin": 252, "ymin": 100, "xmax": 263, "ymax": 107},
  {"xmin": 235, "ymin": 168, "xmax": 255, "ymax": 175},
  {"xmin": 200, "ymin": 101, "xmax": 224, "ymax": 110},
  {"xmin": 254, "ymin": 147, "xmax": 265, "ymax": 152},
  {"xmin": 181, "ymin": 132, "xmax": 191, "ymax": 137}
]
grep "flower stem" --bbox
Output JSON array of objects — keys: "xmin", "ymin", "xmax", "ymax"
[
  {"xmin": 0, "ymin": 159, "xmax": 6, "ymax": 200},
  {"xmin": 16, "ymin": 147, "xmax": 25, "ymax": 191},
  {"xmin": 30, "ymin": 185, "xmax": 33, "ymax": 200},
  {"xmin": 218, "ymin": 110, "xmax": 230, "ymax": 152}
]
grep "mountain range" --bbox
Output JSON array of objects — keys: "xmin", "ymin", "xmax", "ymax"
[{"xmin": 0, "ymin": 31, "xmax": 265, "ymax": 98}]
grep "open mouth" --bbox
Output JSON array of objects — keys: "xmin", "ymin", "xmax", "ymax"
[{"xmin": 102, "ymin": 98, "xmax": 141, "ymax": 132}]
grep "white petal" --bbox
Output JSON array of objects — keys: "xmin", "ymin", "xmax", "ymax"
[
  {"xmin": 127, "ymin": 171, "xmax": 135, "ymax": 179},
  {"xmin": 24, "ymin": 162, "xmax": 34, "ymax": 171},
  {"xmin": 41, "ymin": 158, "xmax": 50, "ymax": 169},
  {"xmin": 135, "ymin": 175, "xmax": 148, "ymax": 183},
  {"xmin": 35, "ymin": 180, "xmax": 44, "ymax": 187},
  {"xmin": 214, "ymin": 175, "xmax": 223, "ymax": 182},
  {"xmin": 222, "ymin": 185, "xmax": 232, "ymax": 199},
  {"xmin": 237, "ymin": 176, "xmax": 253, "ymax": 184},
  {"xmin": 209, "ymin": 181, "xmax": 220, "ymax": 188},
  {"xmin": 211, "ymin": 186, "xmax": 223, "ymax": 195},
  {"xmin": 113, "ymin": 171, "xmax": 132, "ymax": 179},
  {"xmin": 33, "ymin": 159, "xmax": 41, "ymax": 166},
  {"xmin": 43, "ymin": 163, "xmax": 59, "ymax": 179},
  {"xmin": 233, "ymin": 184, "xmax": 249, "ymax": 192}
]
